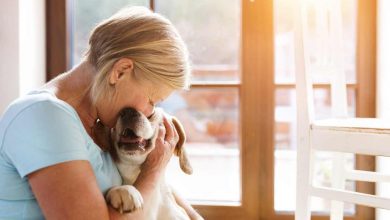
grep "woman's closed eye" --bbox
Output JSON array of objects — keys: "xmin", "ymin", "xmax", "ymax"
[
  {"xmin": 149, "ymin": 98, "xmax": 155, "ymax": 108},
  {"xmin": 147, "ymin": 111, "xmax": 155, "ymax": 119}
]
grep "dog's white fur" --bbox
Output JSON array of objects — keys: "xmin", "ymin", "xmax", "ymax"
[{"xmin": 103, "ymin": 107, "xmax": 192, "ymax": 220}]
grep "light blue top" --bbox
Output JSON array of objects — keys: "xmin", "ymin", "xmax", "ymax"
[{"xmin": 0, "ymin": 90, "xmax": 122, "ymax": 219}]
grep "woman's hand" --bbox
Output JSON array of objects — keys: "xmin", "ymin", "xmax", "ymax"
[{"xmin": 142, "ymin": 115, "xmax": 179, "ymax": 173}]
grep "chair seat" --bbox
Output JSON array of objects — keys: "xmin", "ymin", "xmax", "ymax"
[
  {"xmin": 310, "ymin": 118, "xmax": 390, "ymax": 156},
  {"xmin": 312, "ymin": 118, "xmax": 390, "ymax": 134}
]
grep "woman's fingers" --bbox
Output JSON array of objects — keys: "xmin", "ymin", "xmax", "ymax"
[
  {"xmin": 162, "ymin": 116, "xmax": 179, "ymax": 149},
  {"xmin": 162, "ymin": 116, "xmax": 173, "ymax": 141},
  {"xmin": 157, "ymin": 123, "xmax": 166, "ymax": 139}
]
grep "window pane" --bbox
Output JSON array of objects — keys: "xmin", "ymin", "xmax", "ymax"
[
  {"xmin": 274, "ymin": 88, "xmax": 356, "ymax": 212},
  {"xmin": 160, "ymin": 88, "xmax": 240, "ymax": 203},
  {"xmin": 155, "ymin": 0, "xmax": 241, "ymax": 82},
  {"xmin": 274, "ymin": 0, "xmax": 357, "ymax": 84},
  {"xmin": 71, "ymin": 0, "xmax": 149, "ymax": 66}
]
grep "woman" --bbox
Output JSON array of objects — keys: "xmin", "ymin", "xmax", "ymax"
[{"xmin": 0, "ymin": 6, "xmax": 201, "ymax": 219}]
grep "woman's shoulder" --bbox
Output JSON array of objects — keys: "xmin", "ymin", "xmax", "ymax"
[
  {"xmin": 0, "ymin": 90, "xmax": 83, "ymax": 142},
  {"xmin": 0, "ymin": 91, "xmax": 93, "ymax": 179},
  {"xmin": 1, "ymin": 90, "xmax": 78, "ymax": 125}
]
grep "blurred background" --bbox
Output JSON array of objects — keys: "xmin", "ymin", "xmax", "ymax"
[{"xmin": 1, "ymin": 0, "xmax": 389, "ymax": 219}]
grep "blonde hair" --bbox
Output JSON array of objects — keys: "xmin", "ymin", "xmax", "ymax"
[{"xmin": 86, "ymin": 6, "xmax": 191, "ymax": 104}]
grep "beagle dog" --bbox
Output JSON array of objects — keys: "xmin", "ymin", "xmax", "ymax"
[{"xmin": 94, "ymin": 107, "xmax": 193, "ymax": 220}]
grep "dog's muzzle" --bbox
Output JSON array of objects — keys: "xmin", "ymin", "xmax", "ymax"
[{"xmin": 118, "ymin": 128, "xmax": 149, "ymax": 152}]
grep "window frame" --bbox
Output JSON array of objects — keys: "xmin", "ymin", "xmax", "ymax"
[
  {"xmin": 46, "ymin": 0, "xmax": 71, "ymax": 79},
  {"xmin": 45, "ymin": 0, "xmax": 376, "ymax": 219}
]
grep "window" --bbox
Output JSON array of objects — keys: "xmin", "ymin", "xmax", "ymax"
[
  {"xmin": 155, "ymin": 0, "xmax": 241, "ymax": 204},
  {"xmin": 46, "ymin": 0, "xmax": 376, "ymax": 219},
  {"xmin": 71, "ymin": 0, "xmax": 150, "ymax": 65}
]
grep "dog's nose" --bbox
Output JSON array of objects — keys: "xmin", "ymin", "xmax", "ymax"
[
  {"xmin": 120, "ymin": 108, "xmax": 140, "ymax": 119},
  {"xmin": 122, "ymin": 128, "xmax": 138, "ymax": 138}
]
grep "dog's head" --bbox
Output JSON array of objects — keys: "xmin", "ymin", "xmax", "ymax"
[{"xmin": 110, "ymin": 107, "xmax": 192, "ymax": 174}]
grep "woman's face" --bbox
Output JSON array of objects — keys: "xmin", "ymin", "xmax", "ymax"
[{"xmin": 96, "ymin": 60, "xmax": 174, "ymax": 128}]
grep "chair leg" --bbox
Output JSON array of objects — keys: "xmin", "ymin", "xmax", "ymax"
[
  {"xmin": 295, "ymin": 148, "xmax": 313, "ymax": 220},
  {"xmin": 330, "ymin": 152, "xmax": 346, "ymax": 220},
  {"xmin": 296, "ymin": 180, "xmax": 311, "ymax": 220},
  {"xmin": 331, "ymin": 201, "xmax": 344, "ymax": 220}
]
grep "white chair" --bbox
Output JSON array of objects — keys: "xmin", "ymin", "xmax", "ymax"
[{"xmin": 294, "ymin": 0, "xmax": 390, "ymax": 219}]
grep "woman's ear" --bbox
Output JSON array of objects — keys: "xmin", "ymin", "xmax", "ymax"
[{"xmin": 109, "ymin": 58, "xmax": 134, "ymax": 85}]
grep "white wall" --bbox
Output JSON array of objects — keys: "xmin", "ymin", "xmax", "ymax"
[
  {"xmin": 0, "ymin": 0, "xmax": 46, "ymax": 115},
  {"xmin": 19, "ymin": 0, "xmax": 46, "ymax": 96},
  {"xmin": 0, "ymin": 0, "xmax": 20, "ymax": 114},
  {"xmin": 376, "ymin": 0, "xmax": 390, "ymax": 219}
]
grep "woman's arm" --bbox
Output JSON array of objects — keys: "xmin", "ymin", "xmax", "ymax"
[
  {"xmin": 28, "ymin": 160, "xmax": 146, "ymax": 220},
  {"xmin": 132, "ymin": 116, "xmax": 179, "ymax": 213},
  {"xmin": 29, "ymin": 116, "xmax": 178, "ymax": 220},
  {"xmin": 28, "ymin": 160, "xmax": 110, "ymax": 219}
]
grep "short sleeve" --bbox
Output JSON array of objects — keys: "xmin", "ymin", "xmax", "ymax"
[{"xmin": 2, "ymin": 101, "xmax": 90, "ymax": 178}]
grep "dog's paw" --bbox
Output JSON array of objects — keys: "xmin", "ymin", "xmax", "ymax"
[{"xmin": 106, "ymin": 185, "xmax": 143, "ymax": 213}]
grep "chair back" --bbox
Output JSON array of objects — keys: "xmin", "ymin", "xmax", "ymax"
[{"xmin": 294, "ymin": 0, "xmax": 348, "ymax": 123}]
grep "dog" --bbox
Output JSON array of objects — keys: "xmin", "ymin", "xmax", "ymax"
[{"xmin": 94, "ymin": 107, "xmax": 193, "ymax": 220}]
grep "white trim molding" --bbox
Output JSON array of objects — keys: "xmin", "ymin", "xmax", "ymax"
[{"xmin": 376, "ymin": 0, "xmax": 390, "ymax": 219}]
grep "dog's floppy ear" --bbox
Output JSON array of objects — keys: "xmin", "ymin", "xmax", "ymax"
[
  {"xmin": 93, "ymin": 121, "xmax": 119, "ymax": 162},
  {"xmin": 172, "ymin": 117, "xmax": 193, "ymax": 175},
  {"xmin": 93, "ymin": 121, "xmax": 112, "ymax": 152}
]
